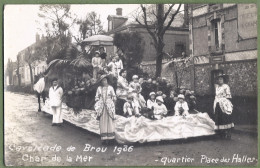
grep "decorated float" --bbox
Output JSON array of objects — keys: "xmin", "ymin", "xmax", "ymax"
[{"xmin": 41, "ymin": 34, "xmax": 216, "ymax": 144}]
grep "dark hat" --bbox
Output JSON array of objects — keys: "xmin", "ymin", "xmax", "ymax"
[
  {"xmin": 52, "ymin": 78, "xmax": 58, "ymax": 82},
  {"xmin": 96, "ymin": 74, "xmax": 113, "ymax": 85},
  {"xmin": 215, "ymin": 74, "xmax": 229, "ymax": 83},
  {"xmin": 215, "ymin": 74, "xmax": 229, "ymax": 80},
  {"xmin": 119, "ymin": 69, "xmax": 127, "ymax": 76}
]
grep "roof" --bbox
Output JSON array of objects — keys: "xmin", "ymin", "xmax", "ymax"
[
  {"xmin": 106, "ymin": 23, "xmax": 188, "ymax": 35},
  {"xmin": 107, "ymin": 4, "xmax": 185, "ymax": 34}
]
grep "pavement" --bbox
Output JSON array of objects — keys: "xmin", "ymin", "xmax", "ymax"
[{"xmin": 233, "ymin": 125, "xmax": 258, "ymax": 136}]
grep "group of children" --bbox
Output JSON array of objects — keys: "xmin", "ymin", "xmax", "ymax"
[
  {"xmin": 123, "ymin": 75, "xmax": 192, "ymax": 120},
  {"xmin": 92, "ymin": 49, "xmax": 123, "ymax": 80}
]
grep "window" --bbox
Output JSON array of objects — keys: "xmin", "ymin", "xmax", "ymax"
[
  {"xmin": 211, "ymin": 19, "xmax": 222, "ymax": 52},
  {"xmin": 174, "ymin": 43, "xmax": 186, "ymax": 58}
]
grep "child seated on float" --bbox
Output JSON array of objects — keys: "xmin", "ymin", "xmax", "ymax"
[
  {"xmin": 129, "ymin": 75, "xmax": 142, "ymax": 92},
  {"xmin": 129, "ymin": 75, "xmax": 146, "ymax": 108},
  {"xmin": 123, "ymin": 94, "xmax": 141, "ymax": 117},
  {"xmin": 174, "ymin": 94, "xmax": 189, "ymax": 116},
  {"xmin": 147, "ymin": 92, "xmax": 157, "ymax": 110},
  {"xmin": 153, "ymin": 96, "xmax": 168, "ymax": 120}
]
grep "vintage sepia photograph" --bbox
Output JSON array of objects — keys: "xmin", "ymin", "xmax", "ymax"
[{"xmin": 3, "ymin": 3, "xmax": 258, "ymax": 166}]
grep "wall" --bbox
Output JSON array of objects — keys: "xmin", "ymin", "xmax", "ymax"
[
  {"xmin": 194, "ymin": 60, "xmax": 257, "ymax": 97},
  {"xmin": 138, "ymin": 29, "xmax": 189, "ymax": 61},
  {"xmin": 191, "ymin": 4, "xmax": 257, "ymax": 97},
  {"xmin": 142, "ymin": 60, "xmax": 194, "ymax": 90},
  {"xmin": 191, "ymin": 5, "xmax": 257, "ymax": 57}
]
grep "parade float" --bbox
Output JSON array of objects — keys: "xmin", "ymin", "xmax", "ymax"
[{"xmin": 42, "ymin": 34, "xmax": 216, "ymax": 144}]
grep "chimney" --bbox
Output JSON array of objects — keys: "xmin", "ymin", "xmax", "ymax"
[{"xmin": 116, "ymin": 8, "xmax": 122, "ymax": 16}]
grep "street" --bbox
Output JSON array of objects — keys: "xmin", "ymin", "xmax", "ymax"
[{"xmin": 4, "ymin": 92, "xmax": 258, "ymax": 166}]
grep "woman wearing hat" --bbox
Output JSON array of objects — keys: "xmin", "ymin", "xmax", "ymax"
[
  {"xmin": 214, "ymin": 74, "xmax": 234, "ymax": 139},
  {"xmin": 94, "ymin": 74, "xmax": 117, "ymax": 144}
]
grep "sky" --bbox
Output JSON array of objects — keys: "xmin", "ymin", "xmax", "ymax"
[
  {"xmin": 4, "ymin": 4, "xmax": 140, "ymax": 65},
  {"xmin": 4, "ymin": 4, "xmax": 183, "ymax": 65}
]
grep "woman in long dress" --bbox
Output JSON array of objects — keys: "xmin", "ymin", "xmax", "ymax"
[
  {"xmin": 94, "ymin": 75, "xmax": 117, "ymax": 144},
  {"xmin": 214, "ymin": 74, "xmax": 234, "ymax": 139}
]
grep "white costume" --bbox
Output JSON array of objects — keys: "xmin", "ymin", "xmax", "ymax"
[
  {"xmin": 107, "ymin": 62, "xmax": 118, "ymax": 78},
  {"xmin": 115, "ymin": 59, "xmax": 123, "ymax": 76},
  {"xmin": 153, "ymin": 103, "xmax": 167, "ymax": 119},
  {"xmin": 33, "ymin": 77, "xmax": 45, "ymax": 93},
  {"xmin": 49, "ymin": 86, "xmax": 63, "ymax": 124},
  {"xmin": 174, "ymin": 101, "xmax": 189, "ymax": 116},
  {"xmin": 147, "ymin": 99, "xmax": 157, "ymax": 109}
]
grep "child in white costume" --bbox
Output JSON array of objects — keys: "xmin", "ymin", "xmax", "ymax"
[
  {"xmin": 91, "ymin": 51, "xmax": 102, "ymax": 79},
  {"xmin": 123, "ymin": 94, "xmax": 140, "ymax": 117},
  {"xmin": 174, "ymin": 94, "xmax": 189, "ymax": 116},
  {"xmin": 147, "ymin": 92, "xmax": 157, "ymax": 109},
  {"xmin": 129, "ymin": 75, "xmax": 146, "ymax": 108},
  {"xmin": 153, "ymin": 96, "xmax": 168, "ymax": 120}
]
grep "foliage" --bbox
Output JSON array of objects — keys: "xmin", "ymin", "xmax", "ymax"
[
  {"xmin": 74, "ymin": 11, "xmax": 105, "ymax": 44},
  {"xmin": 38, "ymin": 5, "xmax": 76, "ymax": 50},
  {"xmin": 24, "ymin": 43, "xmax": 47, "ymax": 90},
  {"xmin": 45, "ymin": 45, "xmax": 92, "ymax": 76},
  {"xmin": 135, "ymin": 4, "xmax": 182, "ymax": 77},
  {"xmin": 168, "ymin": 56, "xmax": 193, "ymax": 89},
  {"xmin": 113, "ymin": 32, "xmax": 145, "ymax": 68}
]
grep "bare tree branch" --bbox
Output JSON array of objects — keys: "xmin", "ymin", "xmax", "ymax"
[
  {"xmin": 162, "ymin": 4, "xmax": 175, "ymax": 22},
  {"xmin": 136, "ymin": 4, "xmax": 158, "ymax": 48},
  {"xmin": 161, "ymin": 4, "xmax": 182, "ymax": 35}
]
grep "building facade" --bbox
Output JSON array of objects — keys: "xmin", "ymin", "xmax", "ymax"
[
  {"xmin": 106, "ymin": 7, "xmax": 190, "ymax": 77},
  {"xmin": 189, "ymin": 4, "xmax": 257, "ymax": 97},
  {"xmin": 10, "ymin": 34, "xmax": 48, "ymax": 86}
]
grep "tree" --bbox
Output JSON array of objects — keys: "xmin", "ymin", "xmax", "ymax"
[
  {"xmin": 6, "ymin": 59, "xmax": 14, "ymax": 85},
  {"xmin": 164, "ymin": 52, "xmax": 193, "ymax": 89},
  {"xmin": 35, "ymin": 35, "xmax": 62, "ymax": 65},
  {"xmin": 38, "ymin": 5, "xmax": 76, "ymax": 50},
  {"xmin": 74, "ymin": 11, "xmax": 104, "ymax": 44},
  {"xmin": 24, "ymin": 45, "xmax": 46, "ymax": 90},
  {"xmin": 113, "ymin": 32, "xmax": 146, "ymax": 80},
  {"xmin": 16, "ymin": 54, "xmax": 21, "ymax": 86},
  {"xmin": 135, "ymin": 4, "xmax": 182, "ymax": 77},
  {"xmin": 88, "ymin": 11, "xmax": 104, "ymax": 36},
  {"xmin": 114, "ymin": 32, "xmax": 144, "ymax": 67}
]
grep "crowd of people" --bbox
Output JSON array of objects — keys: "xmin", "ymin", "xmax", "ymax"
[
  {"xmin": 63, "ymin": 47, "xmax": 198, "ymax": 119},
  {"xmin": 33, "ymin": 46, "xmax": 233, "ymax": 144}
]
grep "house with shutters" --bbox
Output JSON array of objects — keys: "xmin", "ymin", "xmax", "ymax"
[{"xmin": 188, "ymin": 4, "xmax": 257, "ymax": 97}]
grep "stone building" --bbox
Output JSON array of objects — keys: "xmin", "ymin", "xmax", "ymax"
[
  {"xmin": 106, "ymin": 6, "xmax": 190, "ymax": 77},
  {"xmin": 189, "ymin": 4, "xmax": 257, "ymax": 97}
]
